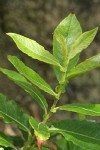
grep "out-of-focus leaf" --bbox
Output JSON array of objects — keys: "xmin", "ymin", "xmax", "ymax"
[
  {"xmin": 0, "ymin": 93, "xmax": 30, "ymax": 133},
  {"xmin": 41, "ymin": 147, "xmax": 50, "ymax": 150},
  {"xmin": 0, "ymin": 132, "xmax": 14, "ymax": 149}
]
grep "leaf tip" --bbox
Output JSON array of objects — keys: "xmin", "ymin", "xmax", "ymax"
[
  {"xmin": 6, "ymin": 33, "xmax": 15, "ymax": 37},
  {"xmin": 71, "ymin": 11, "xmax": 75, "ymax": 14}
]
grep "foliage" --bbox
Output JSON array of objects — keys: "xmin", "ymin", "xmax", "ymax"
[{"xmin": 0, "ymin": 13, "xmax": 100, "ymax": 150}]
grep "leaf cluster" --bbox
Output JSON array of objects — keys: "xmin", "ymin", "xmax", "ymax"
[{"xmin": 0, "ymin": 13, "xmax": 100, "ymax": 150}]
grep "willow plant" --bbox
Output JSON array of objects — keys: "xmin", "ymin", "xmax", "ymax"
[{"xmin": 0, "ymin": 13, "xmax": 100, "ymax": 150}]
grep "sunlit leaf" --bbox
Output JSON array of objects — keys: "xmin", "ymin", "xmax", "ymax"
[
  {"xmin": 8, "ymin": 55, "xmax": 57, "ymax": 97},
  {"xmin": 67, "ymin": 53, "xmax": 100, "ymax": 79},
  {"xmin": 7, "ymin": 33, "xmax": 61, "ymax": 67},
  {"xmin": 53, "ymin": 13, "xmax": 82, "ymax": 81}
]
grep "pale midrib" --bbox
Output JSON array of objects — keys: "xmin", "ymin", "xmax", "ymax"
[
  {"xmin": 15, "ymin": 38, "xmax": 60, "ymax": 66},
  {"xmin": 61, "ymin": 106, "xmax": 100, "ymax": 115},
  {"xmin": 50, "ymin": 128, "xmax": 100, "ymax": 141},
  {"xmin": 67, "ymin": 15, "xmax": 73, "ymax": 43}
]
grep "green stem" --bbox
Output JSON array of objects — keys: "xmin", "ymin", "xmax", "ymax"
[
  {"xmin": 42, "ymin": 73, "xmax": 68, "ymax": 124},
  {"xmin": 42, "ymin": 98, "xmax": 58, "ymax": 124}
]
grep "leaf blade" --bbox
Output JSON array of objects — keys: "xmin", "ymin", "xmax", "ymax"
[
  {"xmin": 0, "ymin": 93, "xmax": 30, "ymax": 132},
  {"xmin": 29, "ymin": 117, "xmax": 50, "ymax": 141},
  {"xmin": 58, "ymin": 104, "xmax": 100, "ymax": 116},
  {"xmin": 69, "ymin": 28, "xmax": 98, "ymax": 60},
  {"xmin": 0, "ymin": 133, "xmax": 14, "ymax": 149},
  {"xmin": 67, "ymin": 53, "xmax": 100, "ymax": 79},
  {"xmin": 8, "ymin": 55, "xmax": 57, "ymax": 97},
  {"xmin": 7, "ymin": 33, "xmax": 61, "ymax": 67},
  {"xmin": 53, "ymin": 13, "xmax": 82, "ymax": 81},
  {"xmin": 0, "ymin": 68, "xmax": 48, "ymax": 114},
  {"xmin": 50, "ymin": 120, "xmax": 100, "ymax": 150}
]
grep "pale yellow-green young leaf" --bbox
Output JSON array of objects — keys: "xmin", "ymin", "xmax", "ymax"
[
  {"xmin": 69, "ymin": 27, "xmax": 98, "ymax": 60},
  {"xmin": 7, "ymin": 33, "xmax": 61, "ymax": 68}
]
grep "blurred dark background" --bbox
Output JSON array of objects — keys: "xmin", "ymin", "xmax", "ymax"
[{"xmin": 0, "ymin": 0, "xmax": 100, "ymax": 123}]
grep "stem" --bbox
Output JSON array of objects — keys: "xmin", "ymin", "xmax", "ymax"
[
  {"xmin": 42, "ymin": 75, "xmax": 68, "ymax": 124},
  {"xmin": 42, "ymin": 98, "xmax": 58, "ymax": 124}
]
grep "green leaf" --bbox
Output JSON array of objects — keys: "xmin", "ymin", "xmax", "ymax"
[
  {"xmin": 0, "ymin": 132, "xmax": 14, "ymax": 149},
  {"xmin": 69, "ymin": 28, "xmax": 98, "ymax": 60},
  {"xmin": 41, "ymin": 147, "xmax": 50, "ymax": 150},
  {"xmin": 58, "ymin": 104, "xmax": 100, "ymax": 116},
  {"xmin": 7, "ymin": 33, "xmax": 61, "ymax": 67},
  {"xmin": 29, "ymin": 117, "xmax": 39, "ymax": 131},
  {"xmin": 50, "ymin": 120, "xmax": 100, "ymax": 150},
  {"xmin": 56, "ymin": 138, "xmax": 83, "ymax": 150},
  {"xmin": 8, "ymin": 55, "xmax": 57, "ymax": 98},
  {"xmin": 67, "ymin": 53, "xmax": 100, "ymax": 79},
  {"xmin": 0, "ymin": 93, "xmax": 30, "ymax": 133},
  {"xmin": 56, "ymin": 138, "xmax": 68, "ymax": 150},
  {"xmin": 0, "ymin": 68, "xmax": 48, "ymax": 114},
  {"xmin": 53, "ymin": 13, "xmax": 82, "ymax": 81},
  {"xmin": 67, "ymin": 54, "xmax": 80, "ymax": 72},
  {"xmin": 29, "ymin": 117, "xmax": 50, "ymax": 141},
  {"xmin": 35, "ymin": 123, "xmax": 50, "ymax": 141}
]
